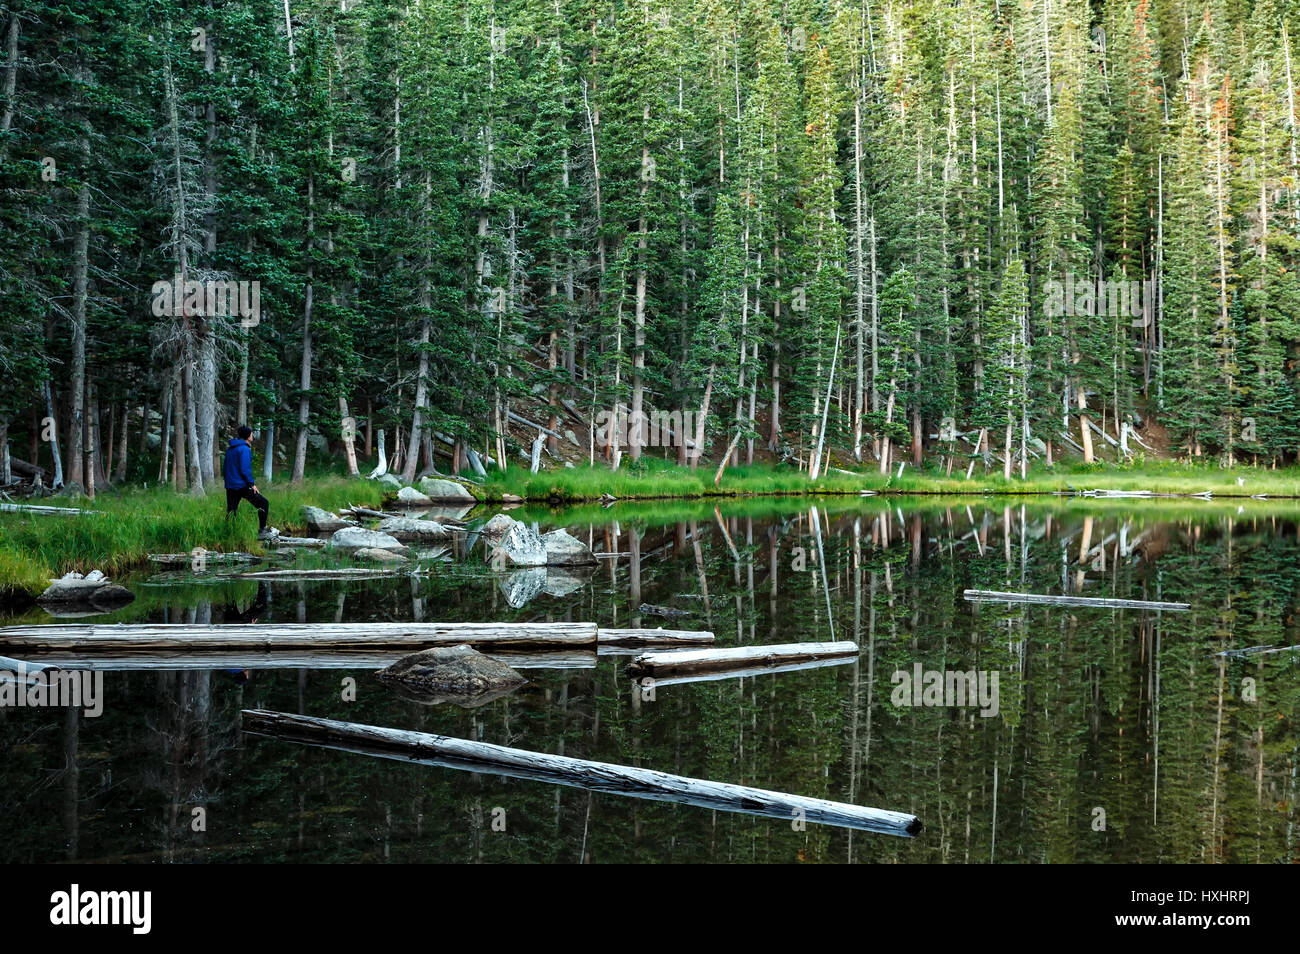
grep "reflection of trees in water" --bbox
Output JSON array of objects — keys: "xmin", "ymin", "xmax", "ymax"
[{"xmin": 3, "ymin": 503, "xmax": 1297, "ymax": 862}]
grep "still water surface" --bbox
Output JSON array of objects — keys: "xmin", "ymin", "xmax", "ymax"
[{"xmin": 3, "ymin": 496, "xmax": 1298, "ymax": 863}]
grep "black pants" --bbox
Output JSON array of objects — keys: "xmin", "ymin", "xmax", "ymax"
[{"xmin": 226, "ymin": 487, "xmax": 269, "ymax": 531}]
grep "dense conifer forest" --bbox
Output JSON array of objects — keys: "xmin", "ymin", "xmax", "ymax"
[{"xmin": 3, "ymin": 0, "xmax": 1300, "ymax": 490}]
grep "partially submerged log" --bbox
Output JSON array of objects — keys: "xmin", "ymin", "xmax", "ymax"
[
  {"xmin": 149, "ymin": 551, "xmax": 261, "ymax": 567},
  {"xmin": 241, "ymin": 710, "xmax": 922, "ymax": 836},
  {"xmin": 232, "ymin": 568, "xmax": 406, "ymax": 581},
  {"xmin": 274, "ymin": 535, "xmax": 328, "ymax": 548},
  {"xmin": 0, "ymin": 622, "xmax": 714, "ymax": 654},
  {"xmin": 627, "ymin": 641, "xmax": 859, "ymax": 679},
  {"xmin": 642, "ymin": 654, "xmax": 856, "ymax": 687},
  {"xmin": 15, "ymin": 649, "xmax": 598, "ymax": 672},
  {"xmin": 963, "ymin": 589, "xmax": 1190, "ymax": 611}
]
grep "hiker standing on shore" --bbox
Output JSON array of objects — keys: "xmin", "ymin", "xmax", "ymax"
[{"xmin": 223, "ymin": 425, "xmax": 278, "ymax": 540}]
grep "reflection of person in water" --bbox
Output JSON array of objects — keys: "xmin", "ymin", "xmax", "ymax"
[
  {"xmin": 224, "ymin": 582, "xmax": 269, "ymax": 624},
  {"xmin": 222, "ymin": 583, "xmax": 269, "ymax": 684}
]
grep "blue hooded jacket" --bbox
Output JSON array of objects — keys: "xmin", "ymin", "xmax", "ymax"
[{"xmin": 223, "ymin": 438, "xmax": 255, "ymax": 490}]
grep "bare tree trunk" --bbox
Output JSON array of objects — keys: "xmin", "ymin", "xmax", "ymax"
[
  {"xmin": 0, "ymin": 14, "xmax": 17, "ymax": 138},
  {"xmin": 183, "ymin": 353, "xmax": 203, "ymax": 493},
  {"xmin": 67, "ymin": 137, "xmax": 90, "ymax": 490},
  {"xmin": 85, "ymin": 380, "xmax": 96, "ymax": 501},
  {"xmin": 115, "ymin": 400, "xmax": 129, "ymax": 482},
  {"xmin": 339, "ymin": 396, "xmax": 359, "ymax": 477}
]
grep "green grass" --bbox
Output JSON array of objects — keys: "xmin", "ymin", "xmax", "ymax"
[
  {"xmin": 481, "ymin": 457, "xmax": 1300, "ymax": 502},
  {"xmin": 0, "ymin": 475, "xmax": 385, "ymax": 602}
]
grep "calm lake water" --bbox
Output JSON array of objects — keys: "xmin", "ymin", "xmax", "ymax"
[{"xmin": 3, "ymin": 496, "xmax": 1299, "ymax": 863}]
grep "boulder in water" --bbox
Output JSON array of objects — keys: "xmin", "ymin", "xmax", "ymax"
[{"xmin": 377, "ymin": 645, "xmax": 526, "ymax": 707}]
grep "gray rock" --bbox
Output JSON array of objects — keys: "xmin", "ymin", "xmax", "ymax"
[
  {"xmin": 498, "ymin": 567, "xmax": 546, "ymax": 607},
  {"xmin": 327, "ymin": 526, "xmax": 406, "ymax": 552},
  {"xmin": 488, "ymin": 521, "xmax": 547, "ymax": 567},
  {"xmin": 37, "ymin": 571, "xmax": 135, "ymax": 609},
  {"xmin": 396, "ymin": 486, "xmax": 433, "ymax": 506},
  {"xmin": 543, "ymin": 568, "xmax": 590, "ymax": 598},
  {"xmin": 480, "ymin": 513, "xmax": 517, "ymax": 539},
  {"xmin": 376, "ymin": 473, "xmax": 402, "ymax": 489},
  {"xmin": 353, "ymin": 547, "xmax": 409, "ymax": 563},
  {"xmin": 377, "ymin": 516, "xmax": 451, "ymax": 541},
  {"xmin": 377, "ymin": 645, "xmax": 526, "ymax": 707},
  {"xmin": 301, "ymin": 505, "xmax": 351, "ymax": 533},
  {"xmin": 542, "ymin": 528, "xmax": 597, "ymax": 566},
  {"xmin": 417, "ymin": 477, "xmax": 476, "ymax": 501}
]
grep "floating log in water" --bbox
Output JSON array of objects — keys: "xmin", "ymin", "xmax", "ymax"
[
  {"xmin": 627, "ymin": 641, "xmax": 859, "ymax": 679},
  {"xmin": 231, "ymin": 568, "xmax": 405, "ymax": 581},
  {"xmin": 963, "ymin": 589, "xmax": 1189, "ymax": 611},
  {"xmin": 642, "ymin": 654, "xmax": 857, "ymax": 687},
  {"xmin": 272, "ymin": 535, "xmax": 327, "ymax": 548},
  {"xmin": 0, "ymin": 622, "xmax": 714, "ymax": 654},
  {"xmin": 241, "ymin": 710, "xmax": 921, "ymax": 836},
  {"xmin": 15, "ymin": 649, "xmax": 598, "ymax": 672},
  {"xmin": 149, "ymin": 551, "xmax": 262, "ymax": 567}
]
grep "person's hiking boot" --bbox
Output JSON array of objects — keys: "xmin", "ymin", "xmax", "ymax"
[{"xmin": 258, "ymin": 527, "xmax": 281, "ymax": 541}]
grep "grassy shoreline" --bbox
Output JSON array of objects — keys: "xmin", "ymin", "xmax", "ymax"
[
  {"xmin": 480, "ymin": 459, "xmax": 1300, "ymax": 502},
  {"xmin": 0, "ymin": 476, "xmax": 385, "ymax": 604},
  {"xmin": 6, "ymin": 459, "xmax": 1300, "ymax": 601}
]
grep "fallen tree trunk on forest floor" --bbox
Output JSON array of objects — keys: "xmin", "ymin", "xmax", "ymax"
[
  {"xmin": 240, "ymin": 709, "xmax": 921, "ymax": 836},
  {"xmin": 0, "ymin": 622, "xmax": 714, "ymax": 654},
  {"xmin": 964, "ymin": 589, "xmax": 1189, "ymax": 611},
  {"xmin": 1, "ymin": 503, "xmax": 100, "ymax": 516},
  {"xmin": 626, "ymin": 641, "xmax": 859, "ymax": 679}
]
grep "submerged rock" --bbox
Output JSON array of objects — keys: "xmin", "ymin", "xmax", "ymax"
[
  {"xmin": 352, "ymin": 547, "xmax": 409, "ymax": 563},
  {"xmin": 376, "ymin": 645, "xmax": 526, "ymax": 707},
  {"xmin": 640, "ymin": 603, "xmax": 692, "ymax": 618},
  {"xmin": 542, "ymin": 528, "xmax": 597, "ymax": 566}
]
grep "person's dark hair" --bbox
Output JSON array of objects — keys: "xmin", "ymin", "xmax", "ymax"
[{"xmin": 236, "ymin": 424, "xmax": 253, "ymax": 440}]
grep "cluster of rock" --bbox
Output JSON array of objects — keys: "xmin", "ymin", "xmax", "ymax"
[
  {"xmin": 373, "ymin": 474, "xmax": 477, "ymax": 504},
  {"xmin": 479, "ymin": 515, "xmax": 597, "ymax": 568},
  {"xmin": 37, "ymin": 571, "xmax": 135, "ymax": 614},
  {"xmin": 476, "ymin": 515, "xmax": 599, "ymax": 608}
]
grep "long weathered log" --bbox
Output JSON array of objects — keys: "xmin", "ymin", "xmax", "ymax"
[
  {"xmin": 599, "ymin": 628, "xmax": 713, "ymax": 648},
  {"xmin": 241, "ymin": 710, "xmax": 921, "ymax": 836},
  {"xmin": 641, "ymin": 654, "xmax": 856, "ymax": 687},
  {"xmin": 231, "ymin": 568, "xmax": 405, "ymax": 581},
  {"xmin": 0, "ymin": 622, "xmax": 713, "ymax": 654},
  {"xmin": 15, "ymin": 649, "xmax": 597, "ymax": 671},
  {"xmin": 963, "ymin": 589, "xmax": 1189, "ymax": 611},
  {"xmin": 0, "ymin": 503, "xmax": 99, "ymax": 515},
  {"xmin": 626, "ymin": 641, "xmax": 858, "ymax": 679},
  {"xmin": 148, "ymin": 551, "xmax": 262, "ymax": 566}
]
